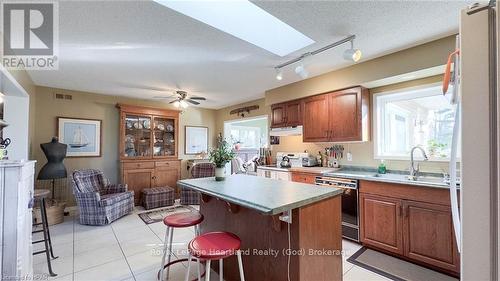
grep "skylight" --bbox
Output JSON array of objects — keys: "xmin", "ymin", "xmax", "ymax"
[{"xmin": 153, "ymin": 0, "xmax": 315, "ymax": 57}]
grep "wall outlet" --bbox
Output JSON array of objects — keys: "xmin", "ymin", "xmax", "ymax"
[{"xmin": 347, "ymin": 152, "xmax": 353, "ymax": 161}]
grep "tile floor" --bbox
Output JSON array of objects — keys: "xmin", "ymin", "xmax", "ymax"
[{"xmin": 33, "ymin": 207, "xmax": 390, "ymax": 281}]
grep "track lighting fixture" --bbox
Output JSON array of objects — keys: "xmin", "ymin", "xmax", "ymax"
[
  {"xmin": 275, "ymin": 68, "xmax": 283, "ymax": 80},
  {"xmin": 343, "ymin": 40, "xmax": 362, "ymax": 62},
  {"xmin": 274, "ymin": 35, "xmax": 361, "ymax": 80},
  {"xmin": 294, "ymin": 60, "xmax": 309, "ymax": 79}
]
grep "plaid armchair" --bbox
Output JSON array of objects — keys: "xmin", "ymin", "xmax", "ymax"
[
  {"xmin": 181, "ymin": 162, "xmax": 215, "ymax": 205},
  {"xmin": 71, "ymin": 169, "xmax": 134, "ymax": 225}
]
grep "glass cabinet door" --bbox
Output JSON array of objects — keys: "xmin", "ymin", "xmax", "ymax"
[
  {"xmin": 123, "ymin": 114, "xmax": 152, "ymax": 158},
  {"xmin": 152, "ymin": 116, "xmax": 176, "ymax": 157}
]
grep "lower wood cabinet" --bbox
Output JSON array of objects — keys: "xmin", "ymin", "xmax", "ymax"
[
  {"xmin": 359, "ymin": 181, "xmax": 459, "ymax": 276},
  {"xmin": 121, "ymin": 160, "xmax": 180, "ymax": 205},
  {"xmin": 360, "ymin": 193, "xmax": 403, "ymax": 255},
  {"xmin": 403, "ymin": 200, "xmax": 459, "ymax": 272},
  {"xmin": 291, "ymin": 172, "xmax": 318, "ymax": 184}
]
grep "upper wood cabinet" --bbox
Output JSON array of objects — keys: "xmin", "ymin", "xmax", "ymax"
[
  {"xmin": 271, "ymin": 100, "xmax": 303, "ymax": 128},
  {"xmin": 302, "ymin": 94, "xmax": 330, "ymax": 142},
  {"xmin": 302, "ymin": 86, "xmax": 370, "ymax": 143}
]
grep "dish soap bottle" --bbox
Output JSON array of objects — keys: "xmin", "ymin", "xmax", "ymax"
[{"xmin": 378, "ymin": 159, "xmax": 387, "ymax": 174}]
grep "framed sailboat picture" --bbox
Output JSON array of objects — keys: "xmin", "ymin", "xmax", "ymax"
[{"xmin": 57, "ymin": 117, "xmax": 102, "ymax": 157}]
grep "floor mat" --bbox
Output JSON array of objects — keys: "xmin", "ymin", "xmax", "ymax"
[
  {"xmin": 138, "ymin": 204, "xmax": 197, "ymax": 224},
  {"xmin": 347, "ymin": 247, "xmax": 458, "ymax": 281}
]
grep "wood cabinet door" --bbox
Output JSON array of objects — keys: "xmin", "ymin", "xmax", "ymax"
[
  {"xmin": 271, "ymin": 103, "xmax": 286, "ymax": 128},
  {"xmin": 302, "ymin": 95, "xmax": 330, "ymax": 142},
  {"xmin": 403, "ymin": 200, "xmax": 459, "ymax": 272},
  {"xmin": 291, "ymin": 172, "xmax": 317, "ymax": 184},
  {"xmin": 360, "ymin": 193, "xmax": 404, "ymax": 255},
  {"xmin": 123, "ymin": 168, "xmax": 154, "ymax": 205},
  {"xmin": 155, "ymin": 166, "xmax": 180, "ymax": 192},
  {"xmin": 285, "ymin": 100, "xmax": 302, "ymax": 126},
  {"xmin": 329, "ymin": 87, "xmax": 362, "ymax": 142}
]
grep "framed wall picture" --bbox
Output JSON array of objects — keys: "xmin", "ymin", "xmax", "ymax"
[
  {"xmin": 185, "ymin": 126, "xmax": 208, "ymax": 155},
  {"xmin": 57, "ymin": 117, "xmax": 102, "ymax": 157}
]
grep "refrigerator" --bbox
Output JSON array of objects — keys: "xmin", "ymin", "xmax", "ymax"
[{"xmin": 459, "ymin": 1, "xmax": 500, "ymax": 280}]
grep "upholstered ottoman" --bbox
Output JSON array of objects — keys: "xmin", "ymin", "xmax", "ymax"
[
  {"xmin": 141, "ymin": 187, "xmax": 175, "ymax": 210},
  {"xmin": 180, "ymin": 187, "xmax": 201, "ymax": 205}
]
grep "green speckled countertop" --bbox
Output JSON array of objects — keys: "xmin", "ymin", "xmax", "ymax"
[{"xmin": 177, "ymin": 174, "xmax": 343, "ymax": 215}]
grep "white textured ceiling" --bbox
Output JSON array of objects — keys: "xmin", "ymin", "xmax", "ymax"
[{"xmin": 26, "ymin": 0, "xmax": 472, "ymax": 109}]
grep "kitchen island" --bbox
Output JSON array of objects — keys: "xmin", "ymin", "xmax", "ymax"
[{"xmin": 177, "ymin": 174, "xmax": 344, "ymax": 281}]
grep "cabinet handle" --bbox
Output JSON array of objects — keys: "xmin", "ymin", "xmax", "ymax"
[{"xmin": 152, "ymin": 176, "xmax": 156, "ymax": 180}]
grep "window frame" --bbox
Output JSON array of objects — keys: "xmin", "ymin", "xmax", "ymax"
[{"xmin": 373, "ymin": 83, "xmax": 457, "ymax": 162}]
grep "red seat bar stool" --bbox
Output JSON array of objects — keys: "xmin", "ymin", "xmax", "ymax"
[
  {"xmin": 159, "ymin": 211, "xmax": 204, "ymax": 281},
  {"xmin": 185, "ymin": 231, "xmax": 245, "ymax": 281}
]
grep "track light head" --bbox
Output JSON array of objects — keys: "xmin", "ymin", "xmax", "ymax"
[
  {"xmin": 275, "ymin": 68, "xmax": 283, "ymax": 80},
  {"xmin": 344, "ymin": 40, "xmax": 362, "ymax": 62},
  {"xmin": 295, "ymin": 62, "xmax": 309, "ymax": 79}
]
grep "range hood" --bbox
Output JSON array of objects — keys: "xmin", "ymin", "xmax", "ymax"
[{"xmin": 269, "ymin": 126, "xmax": 303, "ymax": 136}]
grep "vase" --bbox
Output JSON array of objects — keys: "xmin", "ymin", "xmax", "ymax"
[{"xmin": 215, "ymin": 167, "xmax": 226, "ymax": 181}]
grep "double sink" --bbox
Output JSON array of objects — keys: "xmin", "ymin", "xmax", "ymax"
[{"xmin": 326, "ymin": 170, "xmax": 456, "ymax": 189}]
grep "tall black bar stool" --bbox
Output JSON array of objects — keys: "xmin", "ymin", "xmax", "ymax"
[{"xmin": 32, "ymin": 189, "xmax": 58, "ymax": 276}]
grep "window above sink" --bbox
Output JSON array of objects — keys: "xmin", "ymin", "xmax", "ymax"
[{"xmin": 373, "ymin": 84, "xmax": 460, "ymax": 161}]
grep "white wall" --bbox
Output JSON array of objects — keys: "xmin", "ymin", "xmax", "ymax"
[{"xmin": 3, "ymin": 95, "xmax": 30, "ymax": 160}]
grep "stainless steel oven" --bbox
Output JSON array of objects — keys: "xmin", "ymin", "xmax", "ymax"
[{"xmin": 315, "ymin": 176, "xmax": 359, "ymax": 242}]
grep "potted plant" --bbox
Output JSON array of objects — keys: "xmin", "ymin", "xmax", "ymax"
[{"xmin": 209, "ymin": 134, "xmax": 236, "ymax": 181}]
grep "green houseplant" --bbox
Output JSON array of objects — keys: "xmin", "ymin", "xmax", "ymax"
[{"xmin": 209, "ymin": 134, "xmax": 236, "ymax": 181}]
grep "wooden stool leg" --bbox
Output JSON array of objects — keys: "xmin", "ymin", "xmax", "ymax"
[
  {"xmin": 40, "ymin": 198, "xmax": 57, "ymax": 277},
  {"xmin": 205, "ymin": 260, "xmax": 211, "ymax": 281},
  {"xmin": 237, "ymin": 250, "xmax": 245, "ymax": 281},
  {"xmin": 159, "ymin": 226, "xmax": 170, "ymax": 281},
  {"xmin": 219, "ymin": 259, "xmax": 223, "ymax": 281}
]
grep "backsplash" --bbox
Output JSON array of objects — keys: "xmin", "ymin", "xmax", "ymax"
[{"xmin": 269, "ymin": 135, "xmax": 452, "ymax": 173}]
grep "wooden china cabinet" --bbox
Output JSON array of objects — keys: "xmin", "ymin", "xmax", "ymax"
[{"xmin": 116, "ymin": 104, "xmax": 181, "ymax": 205}]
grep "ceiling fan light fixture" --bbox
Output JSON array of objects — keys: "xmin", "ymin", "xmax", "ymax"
[
  {"xmin": 275, "ymin": 68, "xmax": 283, "ymax": 80},
  {"xmin": 180, "ymin": 100, "xmax": 189, "ymax": 108},
  {"xmin": 173, "ymin": 100, "xmax": 180, "ymax": 108}
]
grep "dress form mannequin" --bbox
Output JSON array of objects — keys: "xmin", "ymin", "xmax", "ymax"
[{"xmin": 38, "ymin": 137, "xmax": 68, "ymax": 198}]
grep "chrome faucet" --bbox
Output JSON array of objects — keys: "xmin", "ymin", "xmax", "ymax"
[{"xmin": 408, "ymin": 146, "xmax": 429, "ymax": 181}]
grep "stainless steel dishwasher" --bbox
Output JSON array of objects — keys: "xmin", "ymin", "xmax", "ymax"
[{"xmin": 315, "ymin": 176, "xmax": 359, "ymax": 242}]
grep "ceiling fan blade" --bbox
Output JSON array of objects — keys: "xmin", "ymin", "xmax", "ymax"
[
  {"xmin": 189, "ymin": 96, "xmax": 206, "ymax": 100},
  {"xmin": 153, "ymin": 95, "xmax": 172, "ymax": 99},
  {"xmin": 186, "ymin": 99, "xmax": 200, "ymax": 105},
  {"xmin": 169, "ymin": 100, "xmax": 178, "ymax": 104}
]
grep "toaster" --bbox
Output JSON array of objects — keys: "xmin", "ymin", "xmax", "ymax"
[{"xmin": 301, "ymin": 156, "xmax": 318, "ymax": 167}]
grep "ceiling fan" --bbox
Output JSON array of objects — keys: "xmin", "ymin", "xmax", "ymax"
[{"xmin": 153, "ymin": 90, "xmax": 206, "ymax": 108}]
